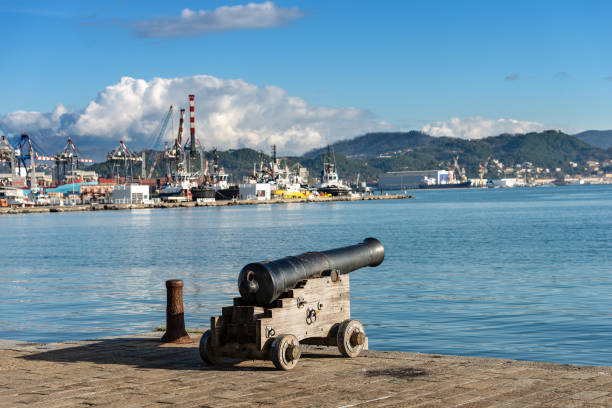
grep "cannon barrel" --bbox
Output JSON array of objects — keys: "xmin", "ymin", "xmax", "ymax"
[{"xmin": 238, "ymin": 238, "xmax": 384, "ymax": 306}]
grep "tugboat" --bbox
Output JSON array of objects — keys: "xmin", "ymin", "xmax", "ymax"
[
  {"xmin": 210, "ymin": 148, "xmax": 239, "ymax": 200},
  {"xmin": 189, "ymin": 154, "xmax": 216, "ymax": 201},
  {"xmin": 159, "ymin": 171, "xmax": 196, "ymax": 201},
  {"xmin": 190, "ymin": 184, "xmax": 215, "ymax": 200},
  {"xmin": 317, "ymin": 146, "xmax": 351, "ymax": 196}
]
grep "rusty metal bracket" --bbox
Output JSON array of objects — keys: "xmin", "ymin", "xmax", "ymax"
[{"xmin": 265, "ymin": 325, "xmax": 276, "ymax": 338}]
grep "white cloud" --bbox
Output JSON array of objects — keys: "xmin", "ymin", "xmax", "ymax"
[
  {"xmin": 422, "ymin": 116, "xmax": 546, "ymax": 139},
  {"xmin": 2, "ymin": 104, "xmax": 68, "ymax": 134},
  {"xmin": 0, "ymin": 74, "xmax": 391, "ymax": 156},
  {"xmin": 132, "ymin": 2, "xmax": 304, "ymax": 38}
]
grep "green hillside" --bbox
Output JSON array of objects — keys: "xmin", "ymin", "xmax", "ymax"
[
  {"xmin": 87, "ymin": 131, "xmax": 612, "ymax": 185},
  {"xmin": 573, "ymin": 130, "xmax": 612, "ymax": 149},
  {"xmin": 304, "ymin": 131, "xmax": 435, "ymax": 158}
]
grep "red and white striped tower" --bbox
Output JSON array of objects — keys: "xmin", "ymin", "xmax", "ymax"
[
  {"xmin": 189, "ymin": 94, "xmax": 196, "ymax": 157},
  {"xmin": 178, "ymin": 108, "xmax": 185, "ymax": 145}
]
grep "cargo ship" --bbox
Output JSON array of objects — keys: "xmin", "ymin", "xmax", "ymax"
[
  {"xmin": 419, "ymin": 155, "xmax": 471, "ymax": 189},
  {"xmin": 419, "ymin": 180, "xmax": 472, "ymax": 189}
]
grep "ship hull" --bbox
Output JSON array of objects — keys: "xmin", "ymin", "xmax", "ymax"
[
  {"xmin": 419, "ymin": 181, "xmax": 472, "ymax": 189},
  {"xmin": 190, "ymin": 186, "xmax": 216, "ymax": 200},
  {"xmin": 215, "ymin": 185, "xmax": 240, "ymax": 200},
  {"xmin": 159, "ymin": 185, "xmax": 185, "ymax": 199},
  {"xmin": 318, "ymin": 186, "xmax": 351, "ymax": 196}
]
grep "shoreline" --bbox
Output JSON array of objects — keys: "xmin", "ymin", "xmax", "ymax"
[
  {"xmin": 0, "ymin": 193, "xmax": 410, "ymax": 216},
  {"xmin": 2, "ymin": 331, "xmax": 612, "ymax": 407}
]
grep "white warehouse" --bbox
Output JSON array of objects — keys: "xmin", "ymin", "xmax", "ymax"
[
  {"xmin": 111, "ymin": 184, "xmax": 151, "ymax": 204},
  {"xmin": 238, "ymin": 183, "xmax": 271, "ymax": 201}
]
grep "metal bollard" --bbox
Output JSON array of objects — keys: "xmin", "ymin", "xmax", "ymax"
[{"xmin": 161, "ymin": 279, "xmax": 192, "ymax": 344}]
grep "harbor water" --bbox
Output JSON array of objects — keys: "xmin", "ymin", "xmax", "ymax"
[{"xmin": 1, "ymin": 185, "xmax": 611, "ymax": 366}]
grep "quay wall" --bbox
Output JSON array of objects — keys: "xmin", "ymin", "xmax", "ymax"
[
  {"xmin": 0, "ymin": 194, "xmax": 410, "ymax": 216},
  {"xmin": 2, "ymin": 331, "xmax": 612, "ymax": 407}
]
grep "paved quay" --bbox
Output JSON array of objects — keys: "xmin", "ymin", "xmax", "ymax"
[
  {"xmin": 2, "ymin": 332, "xmax": 612, "ymax": 407},
  {"xmin": 0, "ymin": 194, "xmax": 409, "ymax": 216}
]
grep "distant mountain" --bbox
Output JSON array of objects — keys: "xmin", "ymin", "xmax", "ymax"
[
  {"xmin": 573, "ymin": 130, "xmax": 612, "ymax": 149},
  {"xmin": 302, "ymin": 130, "xmax": 611, "ymax": 180},
  {"xmin": 84, "ymin": 130, "xmax": 611, "ymax": 185},
  {"xmin": 304, "ymin": 131, "xmax": 435, "ymax": 158}
]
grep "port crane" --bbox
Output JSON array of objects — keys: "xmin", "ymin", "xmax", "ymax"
[
  {"xmin": 146, "ymin": 105, "xmax": 174, "ymax": 179},
  {"xmin": 453, "ymin": 155, "xmax": 467, "ymax": 182},
  {"xmin": 0, "ymin": 135, "xmax": 17, "ymax": 180},
  {"xmin": 478, "ymin": 154, "xmax": 492, "ymax": 186},
  {"xmin": 53, "ymin": 138, "xmax": 94, "ymax": 184},
  {"xmin": 164, "ymin": 108, "xmax": 189, "ymax": 179},
  {"xmin": 15, "ymin": 133, "xmax": 43, "ymax": 192},
  {"xmin": 107, "ymin": 140, "xmax": 141, "ymax": 183}
]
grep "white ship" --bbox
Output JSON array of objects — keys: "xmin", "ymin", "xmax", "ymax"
[
  {"xmin": 317, "ymin": 146, "xmax": 351, "ymax": 196},
  {"xmin": 0, "ymin": 187, "xmax": 32, "ymax": 207}
]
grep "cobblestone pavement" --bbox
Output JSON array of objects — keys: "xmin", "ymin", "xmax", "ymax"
[{"xmin": 2, "ymin": 332, "xmax": 612, "ymax": 407}]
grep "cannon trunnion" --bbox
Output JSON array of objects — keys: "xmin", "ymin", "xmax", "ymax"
[{"xmin": 200, "ymin": 239, "xmax": 383, "ymax": 370}]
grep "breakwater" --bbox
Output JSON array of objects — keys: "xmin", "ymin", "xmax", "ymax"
[{"xmin": 0, "ymin": 194, "xmax": 410, "ymax": 215}]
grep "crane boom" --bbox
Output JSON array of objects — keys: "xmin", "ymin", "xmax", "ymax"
[{"xmin": 146, "ymin": 105, "xmax": 174, "ymax": 179}]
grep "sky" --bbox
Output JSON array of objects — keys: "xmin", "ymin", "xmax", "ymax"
[{"xmin": 0, "ymin": 0, "xmax": 611, "ymax": 156}]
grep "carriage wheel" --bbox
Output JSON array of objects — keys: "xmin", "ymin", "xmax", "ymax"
[
  {"xmin": 337, "ymin": 320, "xmax": 366, "ymax": 358},
  {"xmin": 199, "ymin": 330, "xmax": 224, "ymax": 365},
  {"xmin": 271, "ymin": 334, "xmax": 301, "ymax": 370}
]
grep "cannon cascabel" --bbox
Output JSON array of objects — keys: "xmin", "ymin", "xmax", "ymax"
[{"xmin": 238, "ymin": 238, "xmax": 385, "ymax": 306}]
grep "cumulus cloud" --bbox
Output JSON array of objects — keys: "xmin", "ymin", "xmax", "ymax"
[
  {"xmin": 132, "ymin": 2, "xmax": 304, "ymax": 38},
  {"xmin": 422, "ymin": 116, "xmax": 546, "ymax": 139},
  {"xmin": 2, "ymin": 104, "xmax": 69, "ymax": 133},
  {"xmin": 0, "ymin": 74, "xmax": 391, "ymax": 157}
]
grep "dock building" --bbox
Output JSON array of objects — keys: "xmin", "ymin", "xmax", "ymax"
[{"xmin": 378, "ymin": 170, "xmax": 453, "ymax": 190}]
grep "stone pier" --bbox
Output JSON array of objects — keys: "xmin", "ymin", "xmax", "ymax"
[{"xmin": 2, "ymin": 331, "xmax": 612, "ymax": 407}]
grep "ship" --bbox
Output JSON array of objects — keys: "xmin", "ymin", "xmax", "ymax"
[
  {"xmin": 419, "ymin": 154, "xmax": 472, "ymax": 189},
  {"xmin": 210, "ymin": 148, "xmax": 239, "ymax": 200},
  {"xmin": 159, "ymin": 177, "xmax": 194, "ymax": 201},
  {"xmin": 190, "ymin": 185, "xmax": 215, "ymax": 200},
  {"xmin": 0, "ymin": 186, "xmax": 32, "ymax": 207},
  {"xmin": 317, "ymin": 145, "xmax": 351, "ymax": 196},
  {"xmin": 419, "ymin": 180, "xmax": 472, "ymax": 189}
]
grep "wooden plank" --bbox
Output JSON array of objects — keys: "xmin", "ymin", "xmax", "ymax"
[{"xmin": 215, "ymin": 276, "xmax": 354, "ymax": 354}]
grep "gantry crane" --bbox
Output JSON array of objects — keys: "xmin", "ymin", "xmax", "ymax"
[
  {"xmin": 107, "ymin": 140, "xmax": 141, "ymax": 183},
  {"xmin": 0, "ymin": 135, "xmax": 17, "ymax": 181},
  {"xmin": 53, "ymin": 138, "xmax": 93, "ymax": 184}
]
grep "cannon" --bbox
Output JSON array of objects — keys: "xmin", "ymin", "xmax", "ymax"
[{"xmin": 199, "ymin": 238, "xmax": 385, "ymax": 370}]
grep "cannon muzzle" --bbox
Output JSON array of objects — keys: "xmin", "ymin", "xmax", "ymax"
[{"xmin": 238, "ymin": 238, "xmax": 384, "ymax": 306}]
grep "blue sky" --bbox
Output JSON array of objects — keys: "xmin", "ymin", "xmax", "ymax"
[{"xmin": 0, "ymin": 0, "xmax": 611, "ymax": 153}]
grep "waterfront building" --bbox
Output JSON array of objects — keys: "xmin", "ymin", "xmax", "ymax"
[
  {"xmin": 378, "ymin": 170, "xmax": 453, "ymax": 190},
  {"xmin": 238, "ymin": 183, "xmax": 271, "ymax": 200},
  {"xmin": 111, "ymin": 184, "xmax": 150, "ymax": 204}
]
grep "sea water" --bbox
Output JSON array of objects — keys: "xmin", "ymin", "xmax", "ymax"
[{"xmin": 1, "ymin": 185, "xmax": 611, "ymax": 365}]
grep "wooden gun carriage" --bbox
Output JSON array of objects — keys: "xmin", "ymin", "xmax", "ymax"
[{"xmin": 199, "ymin": 238, "xmax": 384, "ymax": 370}]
